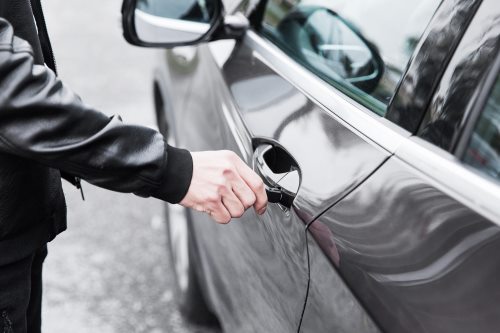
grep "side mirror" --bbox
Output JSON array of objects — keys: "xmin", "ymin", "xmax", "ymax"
[{"xmin": 122, "ymin": 0, "xmax": 248, "ymax": 48}]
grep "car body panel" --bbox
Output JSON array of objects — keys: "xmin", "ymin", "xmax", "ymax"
[
  {"xmin": 163, "ymin": 42, "xmax": 309, "ymax": 332},
  {"xmin": 300, "ymin": 230, "xmax": 381, "ymax": 333},
  {"xmin": 158, "ymin": 30, "xmax": 390, "ymax": 332},
  {"xmin": 305, "ymin": 156, "xmax": 500, "ymax": 333},
  {"xmin": 220, "ymin": 37, "xmax": 391, "ymax": 222},
  {"xmin": 302, "ymin": 1, "xmax": 500, "ymax": 331},
  {"xmin": 149, "ymin": 0, "xmax": 500, "ymax": 331}
]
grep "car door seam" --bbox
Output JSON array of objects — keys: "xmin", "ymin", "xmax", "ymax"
[
  {"xmin": 297, "ymin": 226, "xmax": 311, "ymax": 333},
  {"xmin": 304, "ymin": 154, "xmax": 393, "ymax": 229},
  {"xmin": 296, "ymin": 156, "xmax": 392, "ymax": 332}
]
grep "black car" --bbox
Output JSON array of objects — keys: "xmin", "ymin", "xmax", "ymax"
[{"xmin": 122, "ymin": 0, "xmax": 500, "ymax": 332}]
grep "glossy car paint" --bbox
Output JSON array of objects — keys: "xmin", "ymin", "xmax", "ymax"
[
  {"xmin": 157, "ymin": 34, "xmax": 390, "ymax": 331},
  {"xmin": 300, "ymin": 230, "xmax": 381, "ymax": 333},
  {"xmin": 160, "ymin": 42, "xmax": 310, "ymax": 333},
  {"xmin": 303, "ymin": 1, "xmax": 500, "ymax": 332},
  {"xmin": 306, "ymin": 156, "xmax": 500, "ymax": 333},
  {"xmin": 221, "ymin": 40, "xmax": 390, "ymax": 221},
  {"xmin": 148, "ymin": 0, "xmax": 500, "ymax": 331}
]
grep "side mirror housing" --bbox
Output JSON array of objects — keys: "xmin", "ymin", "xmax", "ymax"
[{"xmin": 121, "ymin": 0, "xmax": 248, "ymax": 48}]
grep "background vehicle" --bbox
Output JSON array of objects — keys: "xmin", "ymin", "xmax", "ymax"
[{"xmin": 123, "ymin": 0, "xmax": 500, "ymax": 332}]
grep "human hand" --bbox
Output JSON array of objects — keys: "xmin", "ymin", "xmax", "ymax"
[{"xmin": 180, "ymin": 150, "xmax": 268, "ymax": 224}]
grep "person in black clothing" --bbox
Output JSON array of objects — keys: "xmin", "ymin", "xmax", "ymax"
[{"xmin": 0, "ymin": 1, "xmax": 268, "ymax": 332}]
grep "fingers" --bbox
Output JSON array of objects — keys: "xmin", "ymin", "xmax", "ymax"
[
  {"xmin": 205, "ymin": 174, "xmax": 249, "ymax": 224},
  {"xmin": 221, "ymin": 188, "xmax": 246, "ymax": 219},
  {"xmin": 181, "ymin": 150, "xmax": 268, "ymax": 225},
  {"xmin": 233, "ymin": 156, "xmax": 268, "ymax": 215},
  {"xmin": 232, "ymin": 173, "xmax": 257, "ymax": 210},
  {"xmin": 209, "ymin": 169, "xmax": 262, "ymax": 224},
  {"xmin": 210, "ymin": 200, "xmax": 232, "ymax": 224}
]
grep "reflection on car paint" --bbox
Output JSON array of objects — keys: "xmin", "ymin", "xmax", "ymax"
[
  {"xmin": 150, "ymin": 0, "xmax": 500, "ymax": 331},
  {"xmin": 301, "ymin": 232, "xmax": 381, "ymax": 333},
  {"xmin": 308, "ymin": 159, "xmax": 500, "ymax": 332},
  {"xmin": 170, "ymin": 43, "xmax": 310, "ymax": 332},
  {"xmin": 223, "ymin": 42, "xmax": 390, "ymax": 223}
]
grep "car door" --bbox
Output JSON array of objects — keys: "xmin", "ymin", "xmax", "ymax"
[
  {"xmin": 165, "ymin": 1, "xmax": 458, "ymax": 332},
  {"xmin": 172, "ymin": 41, "xmax": 389, "ymax": 332},
  {"xmin": 302, "ymin": 1, "xmax": 500, "ymax": 332}
]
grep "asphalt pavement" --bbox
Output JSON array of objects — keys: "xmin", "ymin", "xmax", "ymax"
[{"xmin": 41, "ymin": 1, "xmax": 215, "ymax": 332}]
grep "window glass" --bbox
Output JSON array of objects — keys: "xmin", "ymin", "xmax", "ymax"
[
  {"xmin": 464, "ymin": 74, "xmax": 500, "ymax": 180},
  {"xmin": 262, "ymin": 0, "xmax": 442, "ymax": 115}
]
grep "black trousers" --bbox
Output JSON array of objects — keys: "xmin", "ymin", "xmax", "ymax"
[{"xmin": 0, "ymin": 244, "xmax": 47, "ymax": 333}]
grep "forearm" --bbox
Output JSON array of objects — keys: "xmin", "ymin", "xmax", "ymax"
[{"xmin": 0, "ymin": 18, "xmax": 192, "ymax": 203}]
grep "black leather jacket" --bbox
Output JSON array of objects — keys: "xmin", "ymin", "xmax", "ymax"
[{"xmin": 0, "ymin": 0, "xmax": 193, "ymax": 264}]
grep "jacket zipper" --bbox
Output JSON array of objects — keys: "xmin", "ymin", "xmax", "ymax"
[{"xmin": 75, "ymin": 178, "xmax": 85, "ymax": 201}]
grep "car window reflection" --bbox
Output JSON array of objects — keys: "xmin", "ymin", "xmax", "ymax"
[{"xmin": 262, "ymin": 0, "xmax": 442, "ymax": 115}]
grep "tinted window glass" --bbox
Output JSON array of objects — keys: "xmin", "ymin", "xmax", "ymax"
[
  {"xmin": 464, "ymin": 74, "xmax": 500, "ymax": 180},
  {"xmin": 262, "ymin": 0, "xmax": 441, "ymax": 115}
]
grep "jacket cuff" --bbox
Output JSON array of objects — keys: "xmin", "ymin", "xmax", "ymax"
[{"xmin": 152, "ymin": 144, "xmax": 193, "ymax": 204}]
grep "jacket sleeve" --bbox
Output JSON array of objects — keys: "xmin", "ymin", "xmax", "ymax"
[{"xmin": 0, "ymin": 19, "xmax": 193, "ymax": 203}]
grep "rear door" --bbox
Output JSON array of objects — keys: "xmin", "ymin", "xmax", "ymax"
[{"xmin": 302, "ymin": 1, "xmax": 500, "ymax": 332}]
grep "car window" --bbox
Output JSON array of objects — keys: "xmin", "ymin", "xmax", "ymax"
[
  {"xmin": 463, "ymin": 74, "xmax": 500, "ymax": 181},
  {"xmin": 261, "ymin": 0, "xmax": 442, "ymax": 115}
]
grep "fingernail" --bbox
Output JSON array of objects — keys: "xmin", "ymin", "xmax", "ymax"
[{"xmin": 258, "ymin": 207, "xmax": 267, "ymax": 215}]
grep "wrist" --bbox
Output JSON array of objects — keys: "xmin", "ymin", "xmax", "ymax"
[{"xmin": 151, "ymin": 144, "xmax": 193, "ymax": 204}]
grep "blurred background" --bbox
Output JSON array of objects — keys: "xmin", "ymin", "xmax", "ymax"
[{"xmin": 41, "ymin": 0, "xmax": 211, "ymax": 332}]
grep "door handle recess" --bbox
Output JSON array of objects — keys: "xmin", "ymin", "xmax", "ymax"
[{"xmin": 253, "ymin": 144, "xmax": 300, "ymax": 208}]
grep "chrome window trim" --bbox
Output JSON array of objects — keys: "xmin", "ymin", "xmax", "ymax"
[
  {"xmin": 244, "ymin": 30, "xmax": 410, "ymax": 155},
  {"xmin": 396, "ymin": 136, "xmax": 500, "ymax": 225}
]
